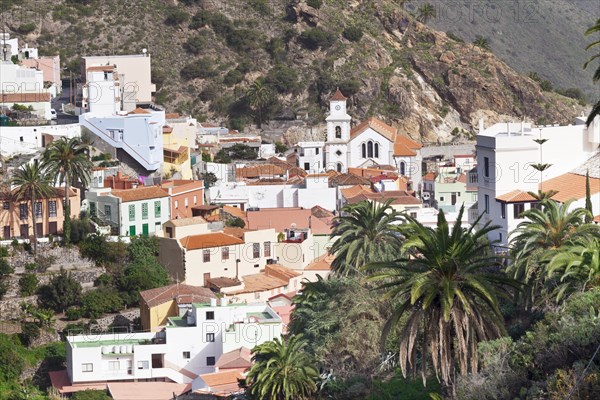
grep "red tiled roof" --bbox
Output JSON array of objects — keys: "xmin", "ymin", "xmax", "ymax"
[
  {"xmin": 1, "ymin": 92, "xmax": 51, "ymax": 103},
  {"xmin": 180, "ymin": 232, "xmax": 244, "ymax": 250},
  {"xmin": 236, "ymin": 164, "xmax": 286, "ymax": 179},
  {"xmin": 542, "ymin": 173, "xmax": 600, "ymax": 203},
  {"xmin": 423, "ymin": 172, "xmax": 437, "ymax": 181},
  {"xmin": 330, "ymin": 88, "xmax": 347, "ymax": 101},
  {"xmin": 110, "ymin": 186, "xmax": 168, "ymax": 202},
  {"xmin": 216, "ymin": 347, "xmax": 252, "ymax": 370},
  {"xmin": 223, "ymin": 205, "xmax": 246, "ymax": 220},
  {"xmin": 305, "ymin": 253, "xmax": 334, "ymax": 271},
  {"xmin": 140, "ymin": 284, "xmax": 215, "ymax": 308},
  {"xmin": 86, "ymin": 65, "xmax": 115, "ymax": 72},
  {"xmin": 127, "ymin": 107, "xmax": 151, "ymax": 115},
  {"xmin": 107, "ymin": 382, "xmax": 191, "ymax": 400},
  {"xmin": 246, "ymin": 208, "xmax": 332, "ymax": 235},
  {"xmin": 350, "ymin": 117, "xmax": 397, "ymax": 142},
  {"xmin": 495, "ymin": 190, "xmax": 537, "ymax": 203}
]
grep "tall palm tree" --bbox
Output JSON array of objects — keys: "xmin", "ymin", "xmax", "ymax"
[
  {"xmin": 246, "ymin": 335, "xmax": 319, "ymax": 400},
  {"xmin": 246, "ymin": 78, "xmax": 274, "ymax": 129},
  {"xmin": 584, "ymin": 18, "xmax": 600, "ymax": 126},
  {"xmin": 367, "ymin": 207, "xmax": 516, "ymax": 390},
  {"xmin": 546, "ymin": 235, "xmax": 600, "ymax": 302},
  {"xmin": 330, "ymin": 199, "xmax": 404, "ymax": 276},
  {"xmin": 508, "ymin": 200, "xmax": 594, "ymax": 307},
  {"xmin": 42, "ymin": 137, "xmax": 92, "ymax": 245},
  {"xmin": 416, "ymin": 3, "xmax": 436, "ymax": 24},
  {"xmin": 12, "ymin": 162, "xmax": 54, "ymax": 255}
]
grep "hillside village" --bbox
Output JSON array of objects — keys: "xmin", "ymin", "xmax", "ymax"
[{"xmin": 0, "ymin": 2, "xmax": 600, "ymax": 400}]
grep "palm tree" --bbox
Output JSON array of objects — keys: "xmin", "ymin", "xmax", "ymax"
[
  {"xmin": 546, "ymin": 235, "xmax": 600, "ymax": 302},
  {"xmin": 416, "ymin": 3, "xmax": 436, "ymax": 24},
  {"xmin": 584, "ymin": 18, "xmax": 600, "ymax": 125},
  {"xmin": 42, "ymin": 137, "xmax": 92, "ymax": 245},
  {"xmin": 330, "ymin": 199, "xmax": 404, "ymax": 276},
  {"xmin": 508, "ymin": 200, "xmax": 595, "ymax": 307},
  {"xmin": 367, "ymin": 207, "xmax": 516, "ymax": 391},
  {"xmin": 246, "ymin": 78, "xmax": 274, "ymax": 129},
  {"xmin": 11, "ymin": 162, "xmax": 54, "ymax": 255},
  {"xmin": 246, "ymin": 335, "xmax": 319, "ymax": 400}
]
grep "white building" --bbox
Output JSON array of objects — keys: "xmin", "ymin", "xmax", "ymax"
[
  {"xmin": 65, "ymin": 300, "xmax": 283, "ymax": 392},
  {"xmin": 294, "ymin": 89, "xmax": 423, "ymax": 189},
  {"xmin": 475, "ymin": 116, "xmax": 600, "ymax": 246},
  {"xmin": 288, "ymin": 141, "xmax": 325, "ymax": 173},
  {"xmin": 86, "ymin": 185, "xmax": 170, "ymax": 237}
]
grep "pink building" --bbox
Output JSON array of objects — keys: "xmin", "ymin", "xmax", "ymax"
[{"xmin": 21, "ymin": 56, "xmax": 61, "ymax": 92}]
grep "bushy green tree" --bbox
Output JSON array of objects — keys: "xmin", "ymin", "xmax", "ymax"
[
  {"xmin": 342, "ymin": 26, "xmax": 363, "ymax": 42},
  {"xmin": 18, "ymin": 273, "xmax": 38, "ymax": 296},
  {"xmin": 225, "ymin": 217, "xmax": 245, "ymax": 228},
  {"xmin": 299, "ymin": 28, "xmax": 335, "ymax": 50},
  {"xmin": 37, "ymin": 269, "xmax": 82, "ymax": 312},
  {"xmin": 164, "ymin": 8, "xmax": 189, "ymax": 26},
  {"xmin": 81, "ymin": 287, "xmax": 123, "ymax": 319}
]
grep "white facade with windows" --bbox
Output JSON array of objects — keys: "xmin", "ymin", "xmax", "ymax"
[{"xmin": 66, "ymin": 300, "xmax": 283, "ymax": 391}]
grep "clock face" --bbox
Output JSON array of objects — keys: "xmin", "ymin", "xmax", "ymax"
[{"xmin": 335, "ymin": 105, "xmax": 341, "ymax": 111}]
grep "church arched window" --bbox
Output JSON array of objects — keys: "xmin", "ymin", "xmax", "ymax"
[
  {"xmin": 335, "ymin": 126, "xmax": 342, "ymax": 139},
  {"xmin": 374, "ymin": 143, "xmax": 379, "ymax": 158},
  {"xmin": 336, "ymin": 163, "xmax": 343, "ymax": 172},
  {"xmin": 367, "ymin": 141, "xmax": 373, "ymax": 158},
  {"xmin": 361, "ymin": 143, "xmax": 366, "ymax": 158},
  {"xmin": 400, "ymin": 161, "xmax": 406, "ymax": 176}
]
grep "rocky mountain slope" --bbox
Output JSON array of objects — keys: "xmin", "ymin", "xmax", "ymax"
[{"xmin": 0, "ymin": 0, "xmax": 588, "ymax": 143}]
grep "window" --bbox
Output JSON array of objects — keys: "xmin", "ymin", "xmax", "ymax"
[
  {"xmin": 440, "ymin": 196, "xmax": 445, "ymax": 202},
  {"xmin": 49, "ymin": 201, "xmax": 57, "ymax": 217},
  {"xmin": 203, "ymin": 249, "xmax": 210, "ymax": 263},
  {"xmin": 367, "ymin": 141, "xmax": 373, "ymax": 158},
  {"xmin": 400, "ymin": 162, "xmax": 406, "ymax": 176},
  {"xmin": 35, "ymin": 202, "xmax": 42, "ymax": 218},
  {"xmin": 335, "ymin": 126, "xmax": 341, "ymax": 138},
  {"xmin": 82, "ymin": 363, "xmax": 93, "ymax": 372},
  {"xmin": 206, "ymin": 311, "xmax": 214, "ymax": 320},
  {"xmin": 514, "ymin": 203, "xmax": 525, "ymax": 219},
  {"xmin": 89, "ymin": 202, "xmax": 96, "ymax": 217},
  {"xmin": 175, "ymin": 200, "xmax": 179, "ymax": 209},
  {"xmin": 469, "ymin": 173, "xmax": 478, "ymax": 184},
  {"xmin": 108, "ymin": 361, "xmax": 120, "ymax": 370},
  {"xmin": 137, "ymin": 361, "xmax": 149, "ymax": 370},
  {"xmin": 193, "ymin": 196, "xmax": 197, "ymax": 205},
  {"xmin": 206, "ymin": 357, "xmax": 216, "ymax": 366},
  {"xmin": 304, "ymin": 162, "xmax": 310, "ymax": 171},
  {"xmin": 19, "ymin": 204, "xmax": 28, "ymax": 220},
  {"xmin": 129, "ymin": 204, "xmax": 135, "ymax": 221},
  {"xmin": 361, "ymin": 143, "xmax": 366, "ymax": 158},
  {"xmin": 183, "ymin": 351, "xmax": 191, "ymax": 359},
  {"xmin": 154, "ymin": 201, "xmax": 161, "ymax": 218},
  {"xmin": 142, "ymin": 203, "xmax": 148, "ymax": 219},
  {"xmin": 484, "ymin": 157, "xmax": 490, "ymax": 178},
  {"xmin": 222, "ymin": 247, "xmax": 229, "ymax": 260},
  {"xmin": 410, "ymin": 212, "xmax": 417, "ymax": 218},
  {"xmin": 500, "ymin": 203, "xmax": 506, "ymax": 219},
  {"xmin": 2, "ymin": 202, "xmax": 9, "ymax": 210},
  {"xmin": 184, "ymin": 198, "xmax": 189, "ymax": 207},
  {"xmin": 374, "ymin": 143, "xmax": 379, "ymax": 158},
  {"xmin": 336, "ymin": 163, "xmax": 342, "ymax": 172},
  {"xmin": 264, "ymin": 241, "xmax": 271, "ymax": 258},
  {"xmin": 315, "ymin": 148, "xmax": 319, "ymax": 155},
  {"xmin": 484, "ymin": 195, "xmax": 490, "ymax": 214},
  {"xmin": 105, "ymin": 204, "xmax": 112, "ymax": 220},
  {"xmin": 253, "ymin": 243, "xmax": 260, "ymax": 258},
  {"xmin": 206, "ymin": 333, "xmax": 215, "ymax": 342}
]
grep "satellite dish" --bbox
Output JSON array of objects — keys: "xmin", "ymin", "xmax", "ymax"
[
  {"xmin": 291, "ymin": 223, "xmax": 297, "ymax": 228},
  {"xmin": 142, "ymin": 48, "xmax": 147, "ymax": 56}
]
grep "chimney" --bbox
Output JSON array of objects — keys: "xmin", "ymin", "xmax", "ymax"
[{"xmin": 478, "ymin": 118, "xmax": 485, "ymax": 134}]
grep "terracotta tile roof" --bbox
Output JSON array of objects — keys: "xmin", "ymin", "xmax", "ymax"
[
  {"xmin": 205, "ymin": 277, "xmax": 241, "ymax": 289},
  {"xmin": 107, "ymin": 382, "xmax": 191, "ymax": 400},
  {"xmin": 329, "ymin": 173, "xmax": 371, "ymax": 187},
  {"xmin": 140, "ymin": 284, "xmax": 215, "ymax": 308},
  {"xmin": 423, "ymin": 172, "xmax": 437, "ymax": 181},
  {"xmin": 216, "ymin": 347, "xmax": 252, "ymax": 370},
  {"xmin": 198, "ymin": 370, "xmax": 243, "ymax": 391},
  {"xmin": 127, "ymin": 107, "xmax": 151, "ymax": 115},
  {"xmin": 222, "ymin": 226, "xmax": 246, "ymax": 239},
  {"xmin": 542, "ymin": 172, "xmax": 600, "ymax": 203},
  {"xmin": 594, "ymin": 215, "xmax": 600, "ymax": 223},
  {"xmin": 395, "ymin": 134, "xmax": 422, "ymax": 149},
  {"xmin": 340, "ymin": 185, "xmax": 371, "ymax": 199},
  {"xmin": 110, "ymin": 186, "xmax": 168, "ymax": 202},
  {"xmin": 246, "ymin": 208, "xmax": 332, "ymax": 235},
  {"xmin": 164, "ymin": 216, "xmax": 207, "ymax": 227},
  {"xmin": 236, "ymin": 164, "xmax": 286, "ymax": 179},
  {"xmin": 456, "ymin": 173, "xmax": 467, "ymax": 184},
  {"xmin": 223, "ymin": 205, "xmax": 246, "ymax": 220},
  {"xmin": 1, "ymin": 92, "xmax": 51, "ymax": 103},
  {"xmin": 343, "ymin": 186, "xmax": 422, "ymax": 206},
  {"xmin": 162, "ymin": 126, "xmax": 173, "ymax": 133},
  {"xmin": 305, "ymin": 253, "xmax": 334, "ymax": 271},
  {"xmin": 330, "ymin": 88, "xmax": 347, "ymax": 101},
  {"xmin": 229, "ymin": 273, "xmax": 287, "ymax": 294},
  {"xmin": 180, "ymin": 232, "xmax": 244, "ymax": 250},
  {"xmin": 495, "ymin": 190, "xmax": 537, "ymax": 203},
  {"xmin": 310, "ymin": 205, "xmax": 334, "ymax": 218},
  {"xmin": 265, "ymin": 264, "xmax": 301, "ymax": 281},
  {"xmin": 165, "ymin": 113, "xmax": 181, "ymax": 119},
  {"xmin": 350, "ymin": 117, "xmax": 397, "ymax": 142},
  {"xmin": 192, "ymin": 204, "xmax": 219, "ymax": 211}
]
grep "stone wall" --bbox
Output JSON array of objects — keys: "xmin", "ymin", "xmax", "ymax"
[
  {"xmin": 91, "ymin": 309, "xmax": 140, "ymax": 332},
  {"xmin": 7, "ymin": 245, "xmax": 95, "ymax": 272}
]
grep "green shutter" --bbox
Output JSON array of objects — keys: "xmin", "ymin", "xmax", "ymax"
[
  {"xmin": 142, "ymin": 203, "xmax": 148, "ymax": 220},
  {"xmin": 154, "ymin": 201, "xmax": 161, "ymax": 218},
  {"xmin": 89, "ymin": 202, "xmax": 96, "ymax": 217},
  {"xmin": 128, "ymin": 204, "xmax": 135, "ymax": 221}
]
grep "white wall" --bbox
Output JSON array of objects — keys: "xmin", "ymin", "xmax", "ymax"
[
  {"xmin": 0, "ymin": 123, "xmax": 81, "ymax": 156},
  {"xmin": 118, "ymin": 196, "xmax": 171, "ymax": 237},
  {"xmin": 349, "ymin": 128, "xmax": 394, "ymax": 168}
]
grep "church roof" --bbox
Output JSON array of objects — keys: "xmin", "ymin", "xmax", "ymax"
[
  {"xmin": 330, "ymin": 89, "xmax": 347, "ymax": 101},
  {"xmin": 350, "ymin": 117, "xmax": 398, "ymax": 142},
  {"xmin": 393, "ymin": 135, "xmax": 422, "ymax": 157}
]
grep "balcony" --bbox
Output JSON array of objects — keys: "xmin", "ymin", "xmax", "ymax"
[{"xmin": 281, "ymin": 228, "xmax": 309, "ymax": 243}]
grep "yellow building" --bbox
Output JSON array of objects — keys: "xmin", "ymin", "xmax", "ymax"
[
  {"xmin": 162, "ymin": 114, "xmax": 199, "ymax": 180},
  {"xmin": 139, "ymin": 283, "xmax": 215, "ymax": 332}
]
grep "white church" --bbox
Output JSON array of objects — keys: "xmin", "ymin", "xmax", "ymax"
[{"xmin": 290, "ymin": 89, "xmax": 423, "ymax": 189}]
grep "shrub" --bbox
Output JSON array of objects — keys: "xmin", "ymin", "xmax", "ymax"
[
  {"xmin": 189, "ymin": 10, "xmax": 211, "ymax": 30},
  {"xmin": 540, "ymin": 79, "xmax": 553, "ymax": 91},
  {"xmin": 19, "ymin": 322, "xmax": 40, "ymax": 347},
  {"xmin": 229, "ymin": 117, "xmax": 245, "ymax": 132},
  {"xmin": 81, "ymin": 287, "xmax": 123, "ymax": 319},
  {"xmin": 37, "ymin": 269, "xmax": 82, "ymax": 312},
  {"xmin": 164, "ymin": 8, "xmax": 189, "ymax": 26},
  {"xmin": 0, "ymin": 247, "xmax": 8, "ymax": 257},
  {"xmin": 275, "ymin": 141, "xmax": 288, "ymax": 153},
  {"xmin": 0, "ymin": 335, "xmax": 25, "ymax": 381},
  {"xmin": 265, "ymin": 65, "xmax": 299, "ymax": 93},
  {"xmin": 199, "ymin": 84, "xmax": 220, "ymax": 102},
  {"xmin": 0, "ymin": 257, "xmax": 14, "ymax": 277},
  {"xmin": 225, "ymin": 28, "xmax": 262, "ymax": 53},
  {"xmin": 226, "ymin": 217, "xmax": 246, "ymax": 228},
  {"xmin": 183, "ymin": 33, "xmax": 210, "ymax": 55},
  {"xmin": 249, "ymin": 0, "xmax": 270, "ymax": 15},
  {"xmin": 342, "ymin": 26, "xmax": 363, "ymax": 42},
  {"xmin": 71, "ymin": 390, "xmax": 112, "ymax": 400},
  {"xmin": 446, "ymin": 31, "xmax": 464, "ymax": 42},
  {"xmin": 214, "ymin": 149, "xmax": 232, "ymax": 164},
  {"xmin": 180, "ymin": 58, "xmax": 217, "ymax": 80},
  {"xmin": 306, "ymin": 0, "xmax": 322, "ymax": 8},
  {"xmin": 18, "ymin": 273, "xmax": 38, "ymax": 296},
  {"xmin": 223, "ymin": 68, "xmax": 244, "ymax": 86},
  {"xmin": 17, "ymin": 23, "xmax": 36, "ymax": 34},
  {"xmin": 338, "ymin": 78, "xmax": 360, "ymax": 96},
  {"xmin": 65, "ymin": 306, "xmax": 83, "ymax": 321},
  {"xmin": 299, "ymin": 28, "xmax": 335, "ymax": 50},
  {"xmin": 70, "ymin": 218, "xmax": 94, "ymax": 244}
]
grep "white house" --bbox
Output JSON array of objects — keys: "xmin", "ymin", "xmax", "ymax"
[
  {"xmin": 86, "ymin": 185, "xmax": 171, "ymax": 237},
  {"xmin": 295, "ymin": 89, "xmax": 423, "ymax": 190},
  {"xmin": 65, "ymin": 300, "xmax": 283, "ymax": 392},
  {"xmin": 475, "ymin": 116, "xmax": 600, "ymax": 246}
]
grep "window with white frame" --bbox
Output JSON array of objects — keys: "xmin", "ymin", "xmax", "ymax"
[
  {"xmin": 82, "ymin": 363, "xmax": 93, "ymax": 372},
  {"xmin": 108, "ymin": 361, "xmax": 119, "ymax": 370},
  {"xmin": 137, "ymin": 361, "xmax": 149, "ymax": 370},
  {"xmin": 183, "ymin": 351, "xmax": 191, "ymax": 359}
]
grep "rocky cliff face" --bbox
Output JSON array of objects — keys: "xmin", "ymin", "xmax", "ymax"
[{"xmin": 2, "ymin": 0, "xmax": 586, "ymax": 143}]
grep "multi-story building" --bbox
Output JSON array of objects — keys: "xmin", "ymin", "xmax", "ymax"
[
  {"xmin": 65, "ymin": 300, "xmax": 283, "ymax": 392},
  {"xmin": 87, "ymin": 185, "xmax": 170, "ymax": 237},
  {"xmin": 475, "ymin": 117, "xmax": 600, "ymax": 246},
  {"xmin": 160, "ymin": 180, "xmax": 205, "ymax": 220},
  {"xmin": 0, "ymin": 187, "xmax": 80, "ymax": 239}
]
